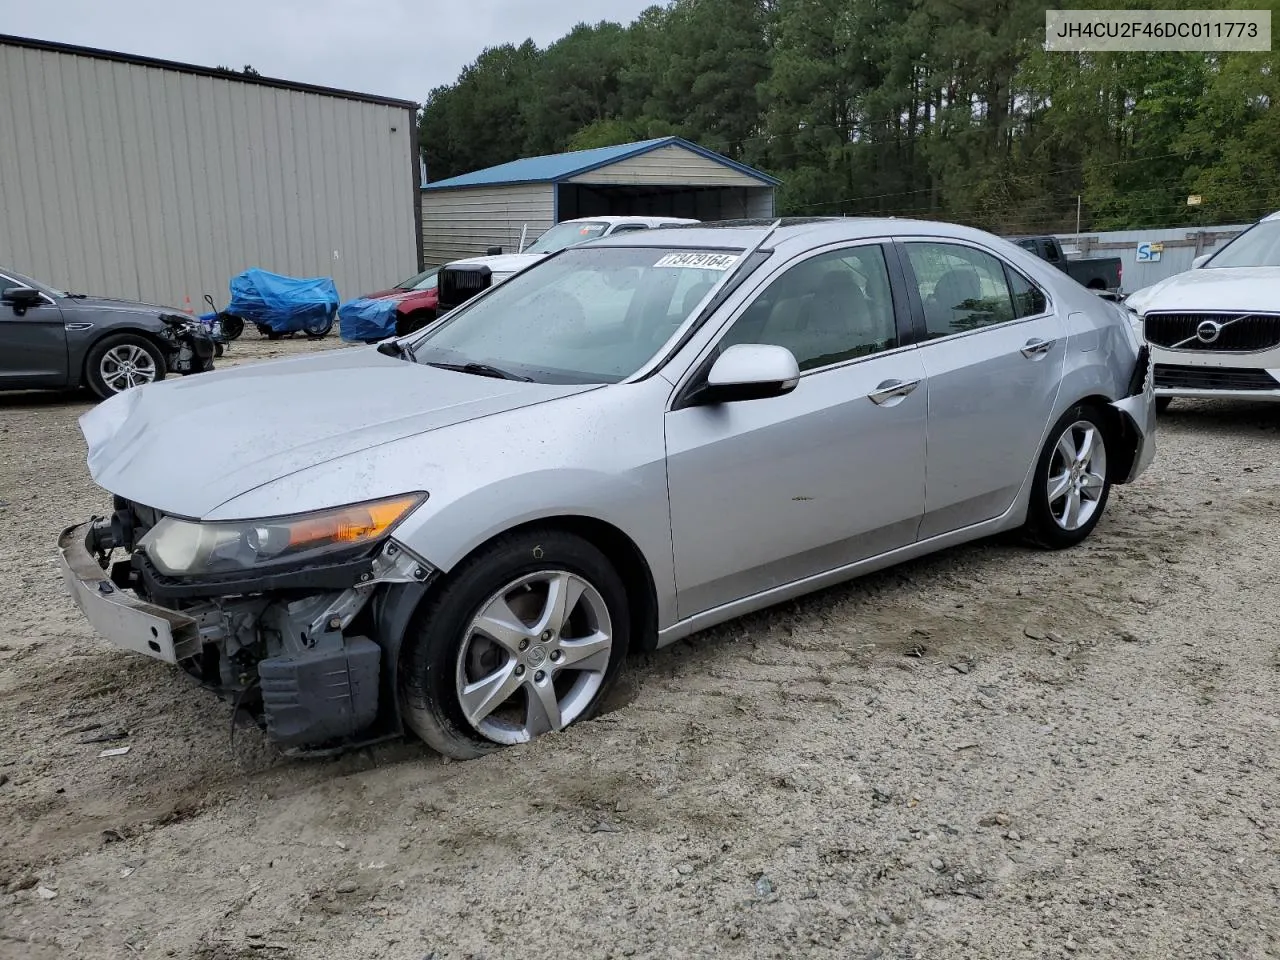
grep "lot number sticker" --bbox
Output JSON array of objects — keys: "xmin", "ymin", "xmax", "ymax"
[{"xmin": 655, "ymin": 252, "xmax": 739, "ymax": 270}]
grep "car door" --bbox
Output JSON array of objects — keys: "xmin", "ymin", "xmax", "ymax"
[
  {"xmin": 664, "ymin": 241, "xmax": 928, "ymax": 619},
  {"xmin": 897, "ymin": 239, "xmax": 1066, "ymax": 539},
  {"xmin": 0, "ymin": 273, "xmax": 68, "ymax": 389}
]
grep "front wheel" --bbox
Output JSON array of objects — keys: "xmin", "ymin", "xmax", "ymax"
[
  {"xmin": 1023, "ymin": 404, "xmax": 1112, "ymax": 549},
  {"xmin": 399, "ymin": 529, "xmax": 630, "ymax": 760},
  {"xmin": 1155, "ymin": 396, "xmax": 1173, "ymax": 414},
  {"xmin": 220, "ymin": 314, "xmax": 245, "ymax": 340},
  {"xmin": 84, "ymin": 334, "xmax": 166, "ymax": 399}
]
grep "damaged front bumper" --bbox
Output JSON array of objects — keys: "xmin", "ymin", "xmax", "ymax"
[
  {"xmin": 157, "ymin": 314, "xmax": 217, "ymax": 375},
  {"xmin": 57, "ymin": 519, "xmax": 432, "ymax": 750}
]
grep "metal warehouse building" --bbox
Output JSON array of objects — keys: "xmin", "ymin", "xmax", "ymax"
[
  {"xmin": 421, "ymin": 137, "xmax": 779, "ymax": 265},
  {"xmin": 0, "ymin": 34, "xmax": 421, "ymax": 308}
]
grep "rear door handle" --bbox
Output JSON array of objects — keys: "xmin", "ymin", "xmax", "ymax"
[
  {"xmin": 867, "ymin": 378, "xmax": 921, "ymax": 406},
  {"xmin": 1021, "ymin": 337, "xmax": 1055, "ymax": 358}
]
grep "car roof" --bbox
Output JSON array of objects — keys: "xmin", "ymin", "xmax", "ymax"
[
  {"xmin": 563, "ymin": 215, "xmax": 700, "ymax": 226},
  {"xmin": 1262, "ymin": 210, "xmax": 1280, "ymax": 222},
  {"xmin": 586, "ymin": 216, "xmax": 1013, "ymax": 251}
]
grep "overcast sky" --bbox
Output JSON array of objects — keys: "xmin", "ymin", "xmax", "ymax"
[{"xmin": 0, "ymin": 0, "xmax": 660, "ymax": 103}]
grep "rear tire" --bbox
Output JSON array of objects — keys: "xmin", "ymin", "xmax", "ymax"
[
  {"xmin": 303, "ymin": 307, "xmax": 335, "ymax": 339},
  {"xmin": 399, "ymin": 529, "xmax": 630, "ymax": 760},
  {"xmin": 1023, "ymin": 404, "xmax": 1112, "ymax": 550}
]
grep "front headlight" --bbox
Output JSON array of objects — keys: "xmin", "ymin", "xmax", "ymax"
[{"xmin": 137, "ymin": 493, "xmax": 425, "ymax": 577}]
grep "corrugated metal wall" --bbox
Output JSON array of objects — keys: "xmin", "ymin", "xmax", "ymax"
[
  {"xmin": 420, "ymin": 183, "xmax": 555, "ymax": 265},
  {"xmin": 0, "ymin": 42, "xmax": 418, "ymax": 308},
  {"xmin": 565, "ymin": 144, "xmax": 766, "ymax": 187},
  {"xmin": 557, "ymin": 184, "xmax": 774, "ymax": 220},
  {"xmin": 1052, "ymin": 224, "xmax": 1252, "ymax": 292}
]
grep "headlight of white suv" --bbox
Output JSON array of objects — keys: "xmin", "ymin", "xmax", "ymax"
[{"xmin": 137, "ymin": 493, "xmax": 425, "ymax": 577}]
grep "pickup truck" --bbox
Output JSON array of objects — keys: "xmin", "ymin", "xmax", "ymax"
[{"xmin": 1009, "ymin": 235, "xmax": 1123, "ymax": 297}]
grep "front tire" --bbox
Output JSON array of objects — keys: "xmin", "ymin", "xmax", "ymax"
[
  {"xmin": 84, "ymin": 334, "xmax": 166, "ymax": 399},
  {"xmin": 1155, "ymin": 396, "xmax": 1173, "ymax": 414},
  {"xmin": 1023, "ymin": 404, "xmax": 1112, "ymax": 549},
  {"xmin": 399, "ymin": 529, "xmax": 630, "ymax": 760},
  {"xmin": 220, "ymin": 314, "xmax": 245, "ymax": 340}
]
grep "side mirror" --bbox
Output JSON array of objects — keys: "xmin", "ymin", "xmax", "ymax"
[
  {"xmin": 2, "ymin": 286, "xmax": 45, "ymax": 308},
  {"xmin": 688, "ymin": 343, "xmax": 800, "ymax": 406},
  {"xmin": 1192, "ymin": 253, "xmax": 1211, "ymax": 269},
  {"xmin": 486, "ymin": 246, "xmax": 503, "ymax": 256}
]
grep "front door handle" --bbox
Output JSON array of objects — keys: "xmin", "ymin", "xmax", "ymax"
[
  {"xmin": 867, "ymin": 378, "xmax": 921, "ymax": 405},
  {"xmin": 1021, "ymin": 337, "xmax": 1055, "ymax": 359}
]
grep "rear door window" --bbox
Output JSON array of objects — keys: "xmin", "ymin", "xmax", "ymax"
[{"xmin": 902, "ymin": 242, "xmax": 1017, "ymax": 339}]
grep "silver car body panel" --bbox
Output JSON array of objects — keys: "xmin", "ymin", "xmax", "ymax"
[{"xmin": 76, "ymin": 217, "xmax": 1154, "ymax": 654}]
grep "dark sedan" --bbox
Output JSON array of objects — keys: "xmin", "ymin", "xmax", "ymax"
[{"xmin": 0, "ymin": 266, "xmax": 216, "ymax": 399}]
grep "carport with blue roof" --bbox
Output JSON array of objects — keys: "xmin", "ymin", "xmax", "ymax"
[{"xmin": 419, "ymin": 137, "xmax": 779, "ymax": 266}]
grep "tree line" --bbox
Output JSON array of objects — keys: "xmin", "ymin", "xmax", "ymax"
[{"xmin": 420, "ymin": 0, "xmax": 1280, "ymax": 234}]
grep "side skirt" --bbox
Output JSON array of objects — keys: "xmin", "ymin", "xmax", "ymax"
[{"xmin": 655, "ymin": 504, "xmax": 1026, "ymax": 649}]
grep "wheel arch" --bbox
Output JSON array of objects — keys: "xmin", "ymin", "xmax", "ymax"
[
  {"xmin": 1070, "ymin": 391, "xmax": 1140, "ymax": 484},
  {"xmin": 371, "ymin": 513, "xmax": 661, "ymax": 737},
  {"xmin": 78, "ymin": 326, "xmax": 171, "ymax": 386}
]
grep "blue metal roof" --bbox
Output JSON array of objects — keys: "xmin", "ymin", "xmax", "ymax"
[{"xmin": 421, "ymin": 136, "xmax": 780, "ymax": 191}]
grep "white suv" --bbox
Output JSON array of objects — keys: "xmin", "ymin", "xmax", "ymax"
[{"xmin": 1125, "ymin": 209, "xmax": 1280, "ymax": 410}]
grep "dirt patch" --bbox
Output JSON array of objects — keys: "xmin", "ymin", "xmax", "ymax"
[{"xmin": 1, "ymin": 345, "xmax": 1277, "ymax": 959}]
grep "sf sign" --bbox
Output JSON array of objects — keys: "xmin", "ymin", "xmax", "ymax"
[{"xmin": 1135, "ymin": 241, "xmax": 1164, "ymax": 263}]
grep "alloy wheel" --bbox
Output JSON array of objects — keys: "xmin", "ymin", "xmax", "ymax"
[
  {"xmin": 99, "ymin": 344, "xmax": 158, "ymax": 393},
  {"xmin": 1046, "ymin": 419, "xmax": 1108, "ymax": 531},
  {"xmin": 455, "ymin": 570, "xmax": 613, "ymax": 745}
]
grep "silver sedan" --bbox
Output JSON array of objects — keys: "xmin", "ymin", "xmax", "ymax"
[{"xmin": 59, "ymin": 217, "xmax": 1156, "ymax": 759}]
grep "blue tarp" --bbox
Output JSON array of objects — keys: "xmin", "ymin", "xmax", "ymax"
[
  {"xmin": 339, "ymin": 297, "xmax": 400, "ymax": 342},
  {"xmin": 226, "ymin": 268, "xmax": 339, "ymax": 333}
]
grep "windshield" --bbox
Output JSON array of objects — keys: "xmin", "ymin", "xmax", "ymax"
[
  {"xmin": 410, "ymin": 246, "xmax": 745, "ymax": 384},
  {"xmin": 396, "ymin": 266, "xmax": 440, "ymax": 290},
  {"xmin": 1205, "ymin": 219, "xmax": 1280, "ymax": 268},
  {"xmin": 523, "ymin": 221, "xmax": 610, "ymax": 255},
  {"xmin": 0, "ymin": 267, "xmax": 66, "ymax": 298}
]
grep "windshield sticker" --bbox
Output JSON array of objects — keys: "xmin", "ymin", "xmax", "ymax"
[{"xmin": 654, "ymin": 252, "xmax": 740, "ymax": 271}]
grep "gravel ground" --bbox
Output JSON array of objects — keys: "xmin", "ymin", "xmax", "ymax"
[{"xmin": 1, "ymin": 334, "xmax": 1277, "ymax": 960}]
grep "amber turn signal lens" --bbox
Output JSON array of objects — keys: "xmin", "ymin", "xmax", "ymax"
[{"xmin": 286, "ymin": 494, "xmax": 424, "ymax": 549}]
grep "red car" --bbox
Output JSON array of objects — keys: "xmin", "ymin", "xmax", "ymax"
[{"xmin": 360, "ymin": 265, "xmax": 440, "ymax": 335}]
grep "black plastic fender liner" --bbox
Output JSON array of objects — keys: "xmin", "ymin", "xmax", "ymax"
[
  {"xmin": 371, "ymin": 577, "xmax": 437, "ymax": 736},
  {"xmin": 258, "ymin": 637, "xmax": 381, "ymax": 746}
]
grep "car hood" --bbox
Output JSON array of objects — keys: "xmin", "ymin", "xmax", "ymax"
[
  {"xmin": 79, "ymin": 346, "xmax": 599, "ymax": 518},
  {"xmin": 58, "ymin": 295, "xmax": 182, "ymax": 316},
  {"xmin": 1125, "ymin": 265, "xmax": 1280, "ymax": 315},
  {"xmin": 363, "ymin": 289, "xmax": 433, "ymax": 304},
  {"xmin": 453, "ymin": 253, "xmax": 547, "ymax": 276}
]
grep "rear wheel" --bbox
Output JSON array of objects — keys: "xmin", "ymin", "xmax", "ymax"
[
  {"xmin": 399, "ymin": 529, "xmax": 630, "ymax": 760},
  {"xmin": 1023, "ymin": 404, "xmax": 1112, "ymax": 549},
  {"xmin": 303, "ymin": 307, "xmax": 335, "ymax": 339},
  {"xmin": 84, "ymin": 334, "xmax": 166, "ymax": 399}
]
